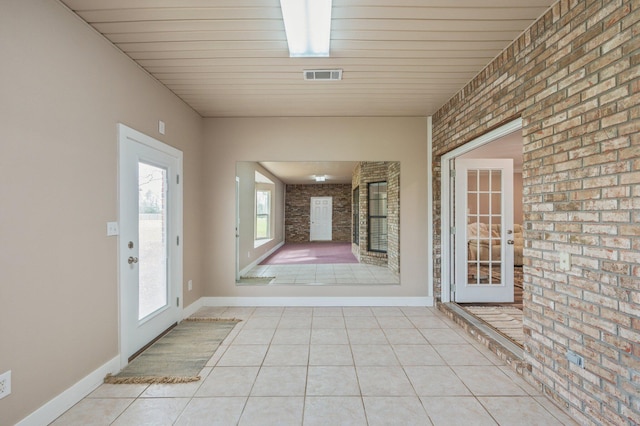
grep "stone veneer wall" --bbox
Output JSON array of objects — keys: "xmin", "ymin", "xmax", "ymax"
[
  {"xmin": 285, "ymin": 184, "xmax": 351, "ymax": 242},
  {"xmin": 431, "ymin": 1, "xmax": 639, "ymax": 424},
  {"xmin": 388, "ymin": 162, "xmax": 400, "ymax": 273}
]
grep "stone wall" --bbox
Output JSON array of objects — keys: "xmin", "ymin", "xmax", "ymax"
[
  {"xmin": 285, "ymin": 184, "xmax": 351, "ymax": 242},
  {"xmin": 431, "ymin": 1, "xmax": 639, "ymax": 424}
]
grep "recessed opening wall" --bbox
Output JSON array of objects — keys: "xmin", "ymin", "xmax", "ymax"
[{"xmin": 431, "ymin": 1, "xmax": 639, "ymax": 424}]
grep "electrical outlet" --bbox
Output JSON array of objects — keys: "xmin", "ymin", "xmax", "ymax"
[
  {"xmin": 559, "ymin": 252, "xmax": 571, "ymax": 271},
  {"xmin": 188, "ymin": 280, "xmax": 193, "ymax": 291},
  {"xmin": 567, "ymin": 350, "xmax": 584, "ymax": 368},
  {"xmin": 0, "ymin": 370, "xmax": 11, "ymax": 399}
]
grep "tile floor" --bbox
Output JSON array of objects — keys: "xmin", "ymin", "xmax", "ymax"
[
  {"xmin": 53, "ymin": 306, "xmax": 577, "ymax": 425},
  {"xmin": 241, "ymin": 264, "xmax": 400, "ymax": 285}
]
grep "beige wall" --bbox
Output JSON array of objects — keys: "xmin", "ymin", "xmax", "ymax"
[
  {"xmin": 236, "ymin": 162, "xmax": 285, "ymax": 271},
  {"xmin": 203, "ymin": 117, "xmax": 429, "ymax": 298},
  {"xmin": 0, "ymin": 1, "xmax": 204, "ymax": 423}
]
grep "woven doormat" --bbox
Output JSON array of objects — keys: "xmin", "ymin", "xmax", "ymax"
[{"xmin": 105, "ymin": 318, "xmax": 239, "ymax": 384}]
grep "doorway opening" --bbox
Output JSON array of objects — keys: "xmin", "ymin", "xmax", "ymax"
[{"xmin": 440, "ymin": 118, "xmax": 524, "ymax": 349}]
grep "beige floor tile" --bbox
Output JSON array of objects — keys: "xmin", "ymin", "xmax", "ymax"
[
  {"xmin": 313, "ymin": 307, "xmax": 344, "ymax": 316},
  {"xmin": 309, "ymin": 344, "xmax": 354, "ymax": 365},
  {"xmin": 452, "ymin": 366, "xmax": 529, "ymax": 396},
  {"xmin": 51, "ymin": 398, "xmax": 133, "ymax": 426},
  {"xmin": 111, "ymin": 397, "xmax": 189, "ymax": 426},
  {"xmin": 363, "ymin": 396, "xmax": 432, "ymax": 426},
  {"xmin": 88, "ymin": 384, "xmax": 148, "ymax": 398},
  {"xmin": 312, "ymin": 316, "xmax": 346, "ymax": 329},
  {"xmin": 384, "ymin": 328, "xmax": 428, "ymax": 344},
  {"xmin": 347, "ymin": 328, "xmax": 389, "ymax": 344},
  {"xmin": 264, "ymin": 344, "xmax": 310, "ymax": 366},
  {"xmin": 404, "ymin": 366, "xmax": 472, "ymax": 396},
  {"xmin": 409, "ymin": 316, "xmax": 451, "ymax": 329},
  {"xmin": 478, "ymin": 396, "xmax": 574, "ymax": 425},
  {"xmin": 277, "ymin": 315, "xmax": 313, "ymax": 329},
  {"xmin": 345, "ymin": 316, "xmax": 380, "ymax": 328},
  {"xmin": 311, "ymin": 328, "xmax": 349, "ymax": 344},
  {"xmin": 498, "ymin": 366, "xmax": 543, "ymax": 395},
  {"xmin": 356, "ymin": 366, "xmax": 415, "ymax": 396},
  {"xmin": 141, "ymin": 374, "xmax": 207, "ymax": 398},
  {"xmin": 392, "ymin": 345, "xmax": 446, "ymax": 366},
  {"xmin": 196, "ymin": 366, "xmax": 259, "ymax": 397},
  {"xmin": 371, "ymin": 307, "xmax": 404, "ymax": 316},
  {"xmin": 232, "ymin": 328, "xmax": 275, "ymax": 344},
  {"xmin": 174, "ymin": 397, "xmax": 246, "ymax": 426},
  {"xmin": 251, "ymin": 307, "xmax": 284, "ymax": 317},
  {"xmin": 433, "ymin": 344, "xmax": 496, "ymax": 366},
  {"xmin": 421, "ymin": 328, "xmax": 470, "ymax": 344},
  {"xmin": 533, "ymin": 396, "xmax": 580, "ymax": 425},
  {"xmin": 306, "ymin": 366, "xmax": 360, "ymax": 396},
  {"xmin": 282, "ymin": 307, "xmax": 313, "ymax": 317},
  {"xmin": 239, "ymin": 397, "xmax": 304, "ymax": 426},
  {"xmin": 342, "ymin": 307, "xmax": 374, "ymax": 317},
  {"xmin": 352, "ymin": 344, "xmax": 399, "ymax": 366},
  {"xmin": 421, "ymin": 396, "xmax": 497, "ymax": 425},
  {"xmin": 376, "ymin": 316, "xmax": 415, "ymax": 329},
  {"xmin": 304, "ymin": 397, "xmax": 367, "ymax": 426},
  {"xmin": 401, "ymin": 307, "xmax": 436, "ymax": 316},
  {"xmin": 251, "ymin": 366, "xmax": 307, "ymax": 396},
  {"xmin": 241, "ymin": 316, "xmax": 281, "ymax": 329},
  {"xmin": 216, "ymin": 345, "xmax": 268, "ymax": 366},
  {"xmin": 272, "ymin": 328, "xmax": 311, "ymax": 344}
]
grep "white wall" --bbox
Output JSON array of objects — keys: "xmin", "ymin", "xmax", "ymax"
[
  {"xmin": 0, "ymin": 1, "xmax": 203, "ymax": 423},
  {"xmin": 203, "ymin": 117, "xmax": 430, "ymax": 299}
]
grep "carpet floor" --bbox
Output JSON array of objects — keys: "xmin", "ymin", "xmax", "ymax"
[
  {"xmin": 260, "ymin": 242, "xmax": 358, "ymax": 265},
  {"xmin": 105, "ymin": 319, "xmax": 239, "ymax": 384}
]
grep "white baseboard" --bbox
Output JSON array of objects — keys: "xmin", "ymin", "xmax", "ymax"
[
  {"xmin": 200, "ymin": 296, "xmax": 433, "ymax": 307},
  {"xmin": 182, "ymin": 297, "xmax": 204, "ymax": 320},
  {"xmin": 239, "ymin": 241, "xmax": 284, "ymax": 277},
  {"xmin": 17, "ymin": 355, "xmax": 120, "ymax": 426}
]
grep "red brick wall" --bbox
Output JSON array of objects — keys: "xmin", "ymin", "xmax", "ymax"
[
  {"xmin": 432, "ymin": 1, "xmax": 639, "ymax": 424},
  {"xmin": 285, "ymin": 184, "xmax": 351, "ymax": 242}
]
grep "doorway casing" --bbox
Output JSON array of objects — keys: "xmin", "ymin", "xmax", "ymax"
[{"xmin": 439, "ymin": 118, "xmax": 522, "ymax": 303}]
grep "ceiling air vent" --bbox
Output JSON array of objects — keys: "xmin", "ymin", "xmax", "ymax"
[{"xmin": 303, "ymin": 69, "xmax": 343, "ymax": 81}]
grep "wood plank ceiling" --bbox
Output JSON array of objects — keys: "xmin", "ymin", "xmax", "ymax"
[{"xmin": 59, "ymin": 0, "xmax": 555, "ymax": 118}]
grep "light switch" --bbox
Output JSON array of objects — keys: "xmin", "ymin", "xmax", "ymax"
[
  {"xmin": 159, "ymin": 120, "xmax": 165, "ymax": 135},
  {"xmin": 559, "ymin": 252, "xmax": 571, "ymax": 271},
  {"xmin": 106, "ymin": 222, "xmax": 119, "ymax": 236}
]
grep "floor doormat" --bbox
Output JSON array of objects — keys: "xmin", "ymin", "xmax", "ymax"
[
  {"xmin": 260, "ymin": 242, "xmax": 358, "ymax": 265},
  {"xmin": 462, "ymin": 306, "xmax": 524, "ymax": 347},
  {"xmin": 105, "ymin": 318, "xmax": 240, "ymax": 384}
]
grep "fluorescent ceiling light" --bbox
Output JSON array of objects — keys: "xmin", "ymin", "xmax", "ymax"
[
  {"xmin": 280, "ymin": 0, "xmax": 332, "ymax": 57},
  {"xmin": 314, "ymin": 175, "xmax": 326, "ymax": 182}
]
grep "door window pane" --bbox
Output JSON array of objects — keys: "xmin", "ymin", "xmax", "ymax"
[{"xmin": 138, "ymin": 162, "xmax": 168, "ymax": 320}]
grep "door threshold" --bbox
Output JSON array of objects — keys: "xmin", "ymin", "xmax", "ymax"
[{"xmin": 437, "ymin": 301, "xmax": 530, "ymax": 376}]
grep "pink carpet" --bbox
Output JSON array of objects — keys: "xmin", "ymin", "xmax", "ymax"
[{"xmin": 260, "ymin": 242, "xmax": 358, "ymax": 265}]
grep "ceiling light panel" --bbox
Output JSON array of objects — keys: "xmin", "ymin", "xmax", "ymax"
[{"xmin": 280, "ymin": 0, "xmax": 332, "ymax": 57}]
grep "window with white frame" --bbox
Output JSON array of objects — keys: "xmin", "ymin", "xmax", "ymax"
[{"xmin": 255, "ymin": 189, "xmax": 271, "ymax": 240}]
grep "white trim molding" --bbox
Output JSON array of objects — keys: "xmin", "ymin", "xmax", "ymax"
[
  {"xmin": 200, "ymin": 296, "xmax": 433, "ymax": 307},
  {"xmin": 239, "ymin": 241, "xmax": 284, "ymax": 277},
  {"xmin": 16, "ymin": 356, "xmax": 120, "ymax": 426}
]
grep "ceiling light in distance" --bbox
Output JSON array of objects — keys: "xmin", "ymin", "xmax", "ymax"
[
  {"xmin": 280, "ymin": 0, "xmax": 332, "ymax": 57},
  {"xmin": 314, "ymin": 175, "xmax": 326, "ymax": 182}
]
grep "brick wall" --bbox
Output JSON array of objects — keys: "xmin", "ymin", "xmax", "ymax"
[
  {"xmin": 431, "ymin": 1, "xmax": 639, "ymax": 424},
  {"xmin": 285, "ymin": 184, "xmax": 351, "ymax": 242}
]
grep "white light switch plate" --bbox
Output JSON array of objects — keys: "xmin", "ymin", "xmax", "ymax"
[{"xmin": 106, "ymin": 222, "xmax": 119, "ymax": 236}]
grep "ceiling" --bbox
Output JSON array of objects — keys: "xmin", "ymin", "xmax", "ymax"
[
  {"xmin": 59, "ymin": 0, "xmax": 554, "ymax": 118},
  {"xmin": 259, "ymin": 161, "xmax": 359, "ymax": 184}
]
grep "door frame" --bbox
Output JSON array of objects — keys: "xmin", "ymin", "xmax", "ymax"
[
  {"xmin": 440, "ymin": 118, "xmax": 522, "ymax": 303},
  {"xmin": 117, "ymin": 124, "xmax": 183, "ymax": 368}
]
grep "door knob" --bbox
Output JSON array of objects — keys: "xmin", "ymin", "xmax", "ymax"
[{"xmin": 128, "ymin": 256, "xmax": 139, "ymax": 264}]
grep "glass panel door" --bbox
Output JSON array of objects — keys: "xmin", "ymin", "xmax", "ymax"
[{"xmin": 138, "ymin": 162, "xmax": 168, "ymax": 320}]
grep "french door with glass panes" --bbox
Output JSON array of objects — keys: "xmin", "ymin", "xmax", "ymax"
[{"xmin": 454, "ymin": 159, "xmax": 514, "ymax": 302}]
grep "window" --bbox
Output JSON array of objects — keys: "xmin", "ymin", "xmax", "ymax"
[
  {"xmin": 353, "ymin": 187, "xmax": 360, "ymax": 245},
  {"xmin": 256, "ymin": 190, "xmax": 271, "ymax": 239},
  {"xmin": 368, "ymin": 182, "xmax": 387, "ymax": 252}
]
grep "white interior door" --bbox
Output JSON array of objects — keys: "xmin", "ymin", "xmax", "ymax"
[
  {"xmin": 454, "ymin": 158, "xmax": 514, "ymax": 303},
  {"xmin": 118, "ymin": 124, "xmax": 183, "ymax": 366},
  {"xmin": 310, "ymin": 197, "xmax": 332, "ymax": 241}
]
